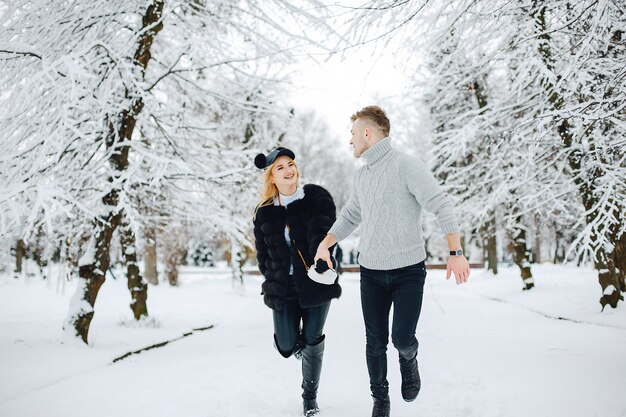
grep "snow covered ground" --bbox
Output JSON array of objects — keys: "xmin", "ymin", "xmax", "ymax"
[{"xmin": 1, "ymin": 264, "xmax": 625, "ymax": 417}]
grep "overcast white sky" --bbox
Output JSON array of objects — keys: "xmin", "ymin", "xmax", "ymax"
[{"xmin": 287, "ymin": 43, "xmax": 411, "ymax": 146}]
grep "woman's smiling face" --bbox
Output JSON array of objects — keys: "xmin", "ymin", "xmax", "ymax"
[{"xmin": 271, "ymin": 155, "xmax": 299, "ymax": 189}]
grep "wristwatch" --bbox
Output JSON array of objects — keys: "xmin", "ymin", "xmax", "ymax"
[{"xmin": 450, "ymin": 248, "xmax": 464, "ymax": 256}]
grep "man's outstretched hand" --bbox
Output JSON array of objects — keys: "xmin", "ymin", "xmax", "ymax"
[{"xmin": 447, "ymin": 256, "xmax": 470, "ymax": 284}]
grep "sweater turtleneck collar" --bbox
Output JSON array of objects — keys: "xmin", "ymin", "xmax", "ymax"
[
  {"xmin": 274, "ymin": 186, "xmax": 305, "ymax": 207},
  {"xmin": 362, "ymin": 137, "xmax": 392, "ymax": 166}
]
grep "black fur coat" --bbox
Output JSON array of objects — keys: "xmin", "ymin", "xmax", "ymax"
[{"xmin": 253, "ymin": 184, "xmax": 341, "ymax": 310}]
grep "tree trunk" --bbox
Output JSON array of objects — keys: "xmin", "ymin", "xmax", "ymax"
[
  {"xmin": 164, "ymin": 246, "xmax": 182, "ymax": 286},
  {"xmin": 229, "ymin": 237, "xmax": 245, "ymax": 290},
  {"xmin": 482, "ymin": 215, "xmax": 498, "ymax": 275},
  {"xmin": 68, "ymin": 0, "xmax": 165, "ymax": 343},
  {"xmin": 29, "ymin": 226, "xmax": 48, "ymax": 279},
  {"xmin": 120, "ymin": 215, "xmax": 148, "ymax": 320},
  {"xmin": 472, "ymin": 80, "xmax": 498, "ymax": 274},
  {"xmin": 482, "ymin": 239, "xmax": 486, "ymax": 268},
  {"xmin": 534, "ymin": 216, "xmax": 541, "ymax": 264},
  {"xmin": 614, "ymin": 230, "xmax": 626, "ymax": 293},
  {"xmin": 531, "ymin": 1, "xmax": 622, "ymax": 308},
  {"xmin": 144, "ymin": 227, "xmax": 159, "ymax": 285},
  {"xmin": 73, "ymin": 215, "xmax": 119, "ymax": 343},
  {"xmin": 487, "ymin": 233, "xmax": 498, "ymax": 275},
  {"xmin": 508, "ymin": 218, "xmax": 534, "ymax": 290},
  {"xmin": 162, "ymin": 224, "xmax": 187, "ymax": 287},
  {"xmin": 596, "ymin": 249, "xmax": 622, "ymax": 309},
  {"xmin": 14, "ymin": 239, "xmax": 25, "ymax": 277},
  {"xmin": 553, "ymin": 225, "xmax": 565, "ymax": 263}
]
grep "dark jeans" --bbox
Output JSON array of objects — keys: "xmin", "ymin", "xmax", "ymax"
[
  {"xmin": 273, "ymin": 299, "xmax": 331, "ymax": 357},
  {"xmin": 360, "ymin": 262, "xmax": 426, "ymax": 397}
]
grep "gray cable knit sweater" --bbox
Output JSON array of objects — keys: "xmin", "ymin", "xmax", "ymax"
[{"xmin": 328, "ymin": 137, "xmax": 459, "ymax": 270}]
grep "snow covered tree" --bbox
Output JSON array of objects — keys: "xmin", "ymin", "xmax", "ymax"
[
  {"xmin": 405, "ymin": 17, "xmax": 545, "ymax": 288},
  {"xmin": 281, "ymin": 110, "xmax": 356, "ymax": 210},
  {"xmin": 1, "ymin": 0, "xmax": 340, "ymax": 342},
  {"xmin": 528, "ymin": 0, "xmax": 626, "ymax": 308},
  {"xmin": 347, "ymin": 0, "xmax": 625, "ymax": 307}
]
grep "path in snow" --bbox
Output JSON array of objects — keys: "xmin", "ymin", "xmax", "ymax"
[{"xmin": 1, "ymin": 265, "xmax": 625, "ymax": 417}]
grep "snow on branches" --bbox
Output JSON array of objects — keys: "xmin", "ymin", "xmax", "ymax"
[
  {"xmin": 346, "ymin": 0, "xmax": 625, "ymax": 306},
  {"xmin": 0, "ymin": 0, "xmax": 339, "ymax": 341}
]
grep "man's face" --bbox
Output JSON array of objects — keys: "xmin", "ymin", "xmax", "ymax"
[{"xmin": 350, "ymin": 119, "xmax": 368, "ymax": 158}]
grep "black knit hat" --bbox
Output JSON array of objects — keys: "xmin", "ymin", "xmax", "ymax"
[{"xmin": 254, "ymin": 147, "xmax": 296, "ymax": 169}]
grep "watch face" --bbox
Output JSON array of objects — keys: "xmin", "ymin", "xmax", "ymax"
[{"xmin": 451, "ymin": 249, "xmax": 463, "ymax": 256}]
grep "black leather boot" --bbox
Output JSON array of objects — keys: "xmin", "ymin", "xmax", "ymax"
[
  {"xmin": 399, "ymin": 348, "xmax": 421, "ymax": 402},
  {"xmin": 371, "ymin": 395, "xmax": 390, "ymax": 417},
  {"xmin": 301, "ymin": 336, "xmax": 325, "ymax": 416}
]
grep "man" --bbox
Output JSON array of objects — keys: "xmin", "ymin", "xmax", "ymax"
[{"xmin": 314, "ymin": 106, "xmax": 470, "ymax": 417}]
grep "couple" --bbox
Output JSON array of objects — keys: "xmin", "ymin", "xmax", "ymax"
[{"xmin": 252, "ymin": 106, "xmax": 471, "ymax": 417}]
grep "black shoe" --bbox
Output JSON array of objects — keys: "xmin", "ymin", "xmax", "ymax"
[
  {"xmin": 399, "ymin": 357, "xmax": 421, "ymax": 402},
  {"xmin": 371, "ymin": 395, "xmax": 390, "ymax": 417},
  {"xmin": 303, "ymin": 398, "xmax": 320, "ymax": 416}
]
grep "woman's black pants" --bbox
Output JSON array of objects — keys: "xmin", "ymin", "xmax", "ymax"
[{"xmin": 273, "ymin": 300, "xmax": 331, "ymax": 356}]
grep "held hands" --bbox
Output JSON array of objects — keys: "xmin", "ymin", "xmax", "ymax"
[
  {"xmin": 446, "ymin": 256, "xmax": 470, "ymax": 284},
  {"xmin": 314, "ymin": 258, "xmax": 331, "ymax": 273},
  {"xmin": 314, "ymin": 242, "xmax": 334, "ymax": 270}
]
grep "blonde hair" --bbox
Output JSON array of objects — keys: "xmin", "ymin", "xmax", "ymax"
[{"xmin": 253, "ymin": 157, "xmax": 301, "ymax": 218}]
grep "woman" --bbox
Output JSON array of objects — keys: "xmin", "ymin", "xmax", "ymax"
[{"xmin": 253, "ymin": 147, "xmax": 341, "ymax": 417}]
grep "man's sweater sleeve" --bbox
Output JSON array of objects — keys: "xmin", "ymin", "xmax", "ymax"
[
  {"xmin": 404, "ymin": 157, "xmax": 460, "ymax": 235},
  {"xmin": 328, "ymin": 174, "xmax": 362, "ymax": 242}
]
